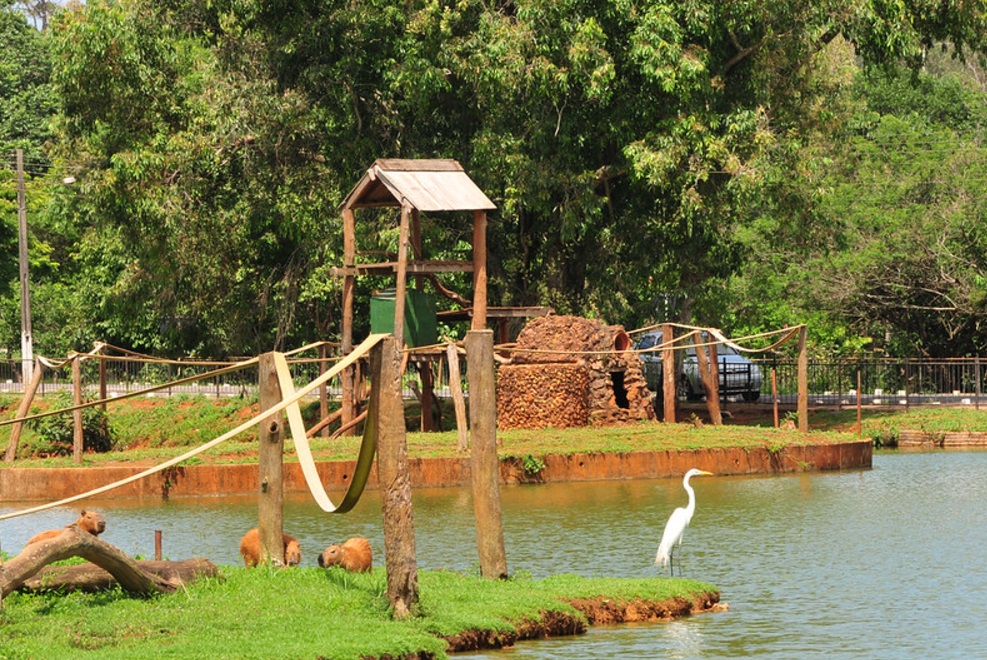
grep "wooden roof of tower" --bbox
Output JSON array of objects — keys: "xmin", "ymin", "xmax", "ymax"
[{"xmin": 341, "ymin": 159, "xmax": 496, "ymax": 212}]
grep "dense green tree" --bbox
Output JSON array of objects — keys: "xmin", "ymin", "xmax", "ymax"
[{"xmin": 15, "ymin": 0, "xmax": 987, "ymax": 358}]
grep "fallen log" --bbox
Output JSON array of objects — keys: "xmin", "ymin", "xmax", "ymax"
[
  {"xmin": 0, "ymin": 524, "xmax": 218, "ymax": 600},
  {"xmin": 19, "ymin": 558, "xmax": 219, "ymax": 594}
]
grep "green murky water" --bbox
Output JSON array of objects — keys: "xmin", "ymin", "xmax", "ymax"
[{"xmin": 3, "ymin": 451, "xmax": 986, "ymax": 658}]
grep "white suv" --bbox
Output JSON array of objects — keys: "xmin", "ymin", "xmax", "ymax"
[{"xmin": 636, "ymin": 331, "xmax": 762, "ymax": 402}]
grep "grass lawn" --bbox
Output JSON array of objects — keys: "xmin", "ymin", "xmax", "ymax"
[{"xmin": 0, "ymin": 565, "xmax": 717, "ymax": 659}]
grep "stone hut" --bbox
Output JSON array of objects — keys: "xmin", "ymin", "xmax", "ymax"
[{"xmin": 497, "ymin": 315, "xmax": 656, "ymax": 429}]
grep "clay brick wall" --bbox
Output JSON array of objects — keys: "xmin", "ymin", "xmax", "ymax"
[{"xmin": 496, "ymin": 315, "xmax": 656, "ymax": 430}]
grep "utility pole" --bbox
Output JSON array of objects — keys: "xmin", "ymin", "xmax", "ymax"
[{"xmin": 16, "ymin": 150, "xmax": 33, "ymax": 384}]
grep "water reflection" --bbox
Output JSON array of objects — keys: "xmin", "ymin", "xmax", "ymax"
[{"xmin": 3, "ymin": 452, "xmax": 987, "ymax": 658}]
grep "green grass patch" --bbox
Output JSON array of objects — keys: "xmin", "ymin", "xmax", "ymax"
[{"xmin": 0, "ymin": 567, "xmax": 715, "ymax": 659}]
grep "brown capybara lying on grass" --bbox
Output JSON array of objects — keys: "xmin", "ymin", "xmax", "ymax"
[
  {"xmin": 318, "ymin": 536, "xmax": 372, "ymax": 573},
  {"xmin": 27, "ymin": 509, "xmax": 106, "ymax": 545},
  {"xmin": 239, "ymin": 528, "xmax": 302, "ymax": 567}
]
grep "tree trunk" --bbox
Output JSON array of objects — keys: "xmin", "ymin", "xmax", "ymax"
[
  {"xmin": 1, "ymin": 525, "xmax": 216, "ymax": 600},
  {"xmin": 19, "ymin": 558, "xmax": 218, "ymax": 594}
]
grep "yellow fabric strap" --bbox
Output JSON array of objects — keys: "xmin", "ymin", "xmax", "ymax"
[
  {"xmin": 0, "ymin": 333, "xmax": 388, "ymax": 522},
  {"xmin": 273, "ymin": 352, "xmax": 378, "ymax": 514}
]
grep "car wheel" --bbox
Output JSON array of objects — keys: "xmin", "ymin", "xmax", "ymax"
[
  {"xmin": 678, "ymin": 377, "xmax": 701, "ymax": 401},
  {"xmin": 742, "ymin": 391, "xmax": 761, "ymax": 403}
]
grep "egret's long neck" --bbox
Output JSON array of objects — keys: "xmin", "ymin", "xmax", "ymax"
[{"xmin": 683, "ymin": 477, "xmax": 697, "ymax": 515}]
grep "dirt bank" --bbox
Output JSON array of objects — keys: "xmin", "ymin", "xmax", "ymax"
[{"xmin": 0, "ymin": 440, "xmax": 870, "ymax": 501}]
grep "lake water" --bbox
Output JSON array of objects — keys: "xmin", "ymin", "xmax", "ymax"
[{"xmin": 2, "ymin": 451, "xmax": 986, "ymax": 658}]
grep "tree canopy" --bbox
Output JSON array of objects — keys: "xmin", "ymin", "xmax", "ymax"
[{"xmin": 1, "ymin": 0, "xmax": 986, "ymax": 358}]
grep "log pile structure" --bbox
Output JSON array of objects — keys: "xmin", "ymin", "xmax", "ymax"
[{"xmin": 497, "ymin": 316, "xmax": 656, "ymax": 430}]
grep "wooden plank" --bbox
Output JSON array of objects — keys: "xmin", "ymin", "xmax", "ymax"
[
  {"xmin": 375, "ymin": 158, "xmax": 463, "ymax": 172},
  {"xmin": 329, "ymin": 260, "xmax": 474, "ymax": 277}
]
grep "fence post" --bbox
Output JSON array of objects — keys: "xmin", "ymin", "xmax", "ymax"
[
  {"xmin": 661, "ymin": 324, "xmax": 676, "ymax": 423},
  {"xmin": 3, "ymin": 358, "xmax": 43, "ymax": 462},
  {"xmin": 856, "ymin": 369, "xmax": 862, "ymax": 437},
  {"xmin": 797, "ymin": 325, "xmax": 809, "ymax": 432},
  {"xmin": 72, "ymin": 355, "xmax": 84, "ymax": 464},
  {"xmin": 976, "ymin": 357, "xmax": 981, "ymax": 411},
  {"xmin": 257, "ymin": 352, "xmax": 285, "ymax": 566}
]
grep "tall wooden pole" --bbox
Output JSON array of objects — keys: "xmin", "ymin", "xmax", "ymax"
[
  {"xmin": 257, "ymin": 353, "xmax": 285, "ymax": 565},
  {"xmin": 374, "ymin": 336, "xmax": 419, "ymax": 618},
  {"xmin": 341, "ymin": 207, "xmax": 357, "ymax": 435},
  {"xmin": 467, "ymin": 330, "xmax": 507, "ymax": 579},
  {"xmin": 394, "ymin": 201, "xmax": 411, "ymax": 348},
  {"xmin": 4, "ymin": 358, "xmax": 43, "ymax": 462},
  {"xmin": 797, "ymin": 325, "xmax": 809, "ymax": 432},
  {"xmin": 16, "ymin": 150, "xmax": 33, "ymax": 384},
  {"xmin": 661, "ymin": 324, "xmax": 676, "ymax": 423},
  {"xmin": 472, "ymin": 210, "xmax": 488, "ymax": 330},
  {"xmin": 693, "ymin": 334, "xmax": 722, "ymax": 425},
  {"xmin": 318, "ymin": 343, "xmax": 330, "ymax": 437},
  {"xmin": 447, "ymin": 342, "xmax": 469, "ymax": 451},
  {"xmin": 72, "ymin": 355, "xmax": 83, "ymax": 464}
]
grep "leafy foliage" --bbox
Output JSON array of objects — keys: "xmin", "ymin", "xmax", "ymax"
[{"xmin": 26, "ymin": 391, "xmax": 115, "ymax": 455}]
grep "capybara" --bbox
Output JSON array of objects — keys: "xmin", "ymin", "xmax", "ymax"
[
  {"xmin": 239, "ymin": 528, "xmax": 302, "ymax": 567},
  {"xmin": 318, "ymin": 536, "xmax": 372, "ymax": 573},
  {"xmin": 26, "ymin": 509, "xmax": 106, "ymax": 545}
]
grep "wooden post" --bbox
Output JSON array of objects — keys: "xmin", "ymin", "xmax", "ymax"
[
  {"xmin": 155, "ymin": 530, "xmax": 163, "ymax": 561},
  {"xmin": 318, "ymin": 343, "xmax": 330, "ymax": 437},
  {"xmin": 4, "ymin": 359, "xmax": 43, "ymax": 462},
  {"xmin": 394, "ymin": 201, "xmax": 411, "ymax": 347},
  {"xmin": 373, "ymin": 336, "xmax": 419, "ymax": 618},
  {"xmin": 341, "ymin": 206, "xmax": 357, "ymax": 435},
  {"xmin": 98, "ymin": 348, "xmax": 107, "ymax": 411},
  {"xmin": 472, "ymin": 210, "xmax": 488, "ymax": 331},
  {"xmin": 447, "ymin": 342, "xmax": 469, "ymax": 451},
  {"xmin": 419, "ymin": 362, "xmax": 433, "ymax": 432},
  {"xmin": 772, "ymin": 368, "xmax": 779, "ymax": 428},
  {"xmin": 72, "ymin": 355, "xmax": 83, "ymax": 464},
  {"xmin": 856, "ymin": 369, "xmax": 863, "ymax": 437},
  {"xmin": 257, "ymin": 352, "xmax": 285, "ymax": 566},
  {"xmin": 466, "ymin": 330, "xmax": 508, "ymax": 579},
  {"xmin": 661, "ymin": 324, "xmax": 676, "ymax": 423},
  {"xmin": 797, "ymin": 325, "xmax": 809, "ymax": 432},
  {"xmin": 693, "ymin": 335, "xmax": 722, "ymax": 425}
]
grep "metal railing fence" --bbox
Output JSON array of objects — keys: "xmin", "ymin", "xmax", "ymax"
[{"xmin": 755, "ymin": 356, "xmax": 984, "ymax": 408}]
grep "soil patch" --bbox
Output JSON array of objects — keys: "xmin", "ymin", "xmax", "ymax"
[{"xmin": 441, "ymin": 592, "xmax": 723, "ymax": 654}]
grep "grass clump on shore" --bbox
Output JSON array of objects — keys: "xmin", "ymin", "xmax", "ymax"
[{"xmin": 0, "ymin": 566, "xmax": 716, "ymax": 659}]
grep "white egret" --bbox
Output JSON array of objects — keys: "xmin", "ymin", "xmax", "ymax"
[{"xmin": 655, "ymin": 468, "xmax": 713, "ymax": 576}]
